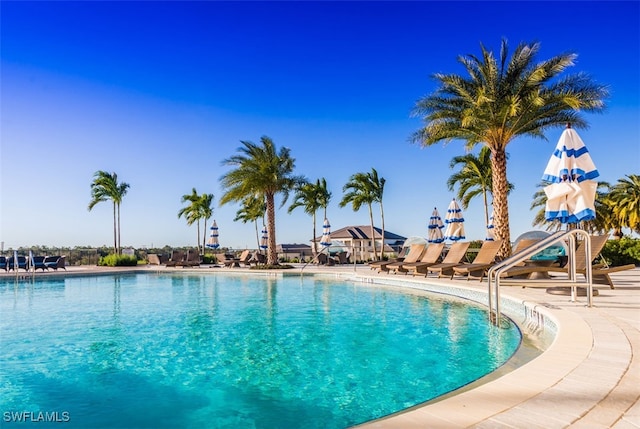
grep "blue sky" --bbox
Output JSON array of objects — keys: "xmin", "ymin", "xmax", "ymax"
[{"xmin": 1, "ymin": 1, "xmax": 639, "ymax": 251}]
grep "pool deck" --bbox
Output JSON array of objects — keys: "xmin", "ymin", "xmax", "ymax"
[{"xmin": 2, "ymin": 264, "xmax": 639, "ymax": 428}]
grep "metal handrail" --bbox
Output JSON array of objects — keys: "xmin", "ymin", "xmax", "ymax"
[{"xmin": 487, "ymin": 229, "xmax": 593, "ymax": 325}]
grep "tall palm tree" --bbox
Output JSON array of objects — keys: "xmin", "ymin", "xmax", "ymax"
[
  {"xmin": 88, "ymin": 171, "xmax": 130, "ymax": 255},
  {"xmin": 609, "ymin": 174, "xmax": 640, "ymax": 235},
  {"xmin": 199, "ymin": 193, "xmax": 214, "ymax": 254},
  {"xmin": 368, "ymin": 169, "xmax": 386, "ymax": 260},
  {"xmin": 412, "ymin": 39, "xmax": 608, "ymax": 257},
  {"xmin": 447, "ymin": 146, "xmax": 514, "ymax": 229},
  {"xmin": 220, "ymin": 136, "xmax": 305, "ymax": 265},
  {"xmin": 530, "ymin": 181, "xmax": 615, "ymax": 235},
  {"xmin": 340, "ymin": 171, "xmax": 378, "ymax": 260},
  {"xmin": 288, "ymin": 178, "xmax": 332, "ymax": 255},
  {"xmin": 178, "ymin": 188, "xmax": 203, "ymax": 250},
  {"xmin": 234, "ymin": 196, "xmax": 267, "ymax": 251}
]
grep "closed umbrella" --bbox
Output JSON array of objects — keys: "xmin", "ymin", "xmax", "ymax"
[
  {"xmin": 260, "ymin": 226, "xmax": 268, "ymax": 252},
  {"xmin": 206, "ymin": 220, "xmax": 220, "ymax": 249},
  {"xmin": 320, "ymin": 218, "xmax": 331, "ymax": 248},
  {"xmin": 486, "ymin": 210, "xmax": 495, "ymax": 241},
  {"xmin": 428, "ymin": 207, "xmax": 445, "ymax": 243},
  {"xmin": 444, "ymin": 199, "xmax": 465, "ymax": 241},
  {"xmin": 543, "ymin": 125, "xmax": 599, "ymax": 224}
]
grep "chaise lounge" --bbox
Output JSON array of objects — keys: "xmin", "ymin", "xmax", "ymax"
[
  {"xmin": 452, "ymin": 240, "xmax": 504, "ymax": 281},
  {"xmin": 391, "ymin": 243, "xmax": 444, "ymax": 275},
  {"xmin": 420, "ymin": 241, "xmax": 471, "ymax": 278}
]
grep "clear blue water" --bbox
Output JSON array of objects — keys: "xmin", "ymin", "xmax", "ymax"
[{"xmin": 0, "ymin": 273, "xmax": 521, "ymax": 428}]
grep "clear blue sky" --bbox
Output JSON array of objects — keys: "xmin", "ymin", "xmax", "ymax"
[{"xmin": 1, "ymin": 1, "xmax": 639, "ymax": 251}]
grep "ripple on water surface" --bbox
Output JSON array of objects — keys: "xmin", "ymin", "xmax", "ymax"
[{"xmin": 0, "ymin": 273, "xmax": 521, "ymax": 428}]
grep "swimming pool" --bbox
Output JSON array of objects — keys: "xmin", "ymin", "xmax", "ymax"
[{"xmin": 0, "ymin": 273, "xmax": 521, "ymax": 428}]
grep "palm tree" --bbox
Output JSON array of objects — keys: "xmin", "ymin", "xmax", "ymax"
[
  {"xmin": 88, "ymin": 171, "xmax": 130, "ymax": 254},
  {"xmin": 368, "ymin": 169, "xmax": 386, "ymax": 259},
  {"xmin": 447, "ymin": 146, "xmax": 514, "ymax": 229},
  {"xmin": 199, "ymin": 193, "xmax": 214, "ymax": 254},
  {"xmin": 530, "ymin": 181, "xmax": 615, "ymax": 235},
  {"xmin": 340, "ymin": 171, "xmax": 379, "ymax": 260},
  {"xmin": 234, "ymin": 196, "xmax": 267, "ymax": 251},
  {"xmin": 412, "ymin": 39, "xmax": 608, "ymax": 257},
  {"xmin": 608, "ymin": 174, "xmax": 640, "ymax": 235},
  {"xmin": 178, "ymin": 188, "xmax": 203, "ymax": 251},
  {"xmin": 220, "ymin": 136, "xmax": 305, "ymax": 265},
  {"xmin": 288, "ymin": 178, "xmax": 332, "ymax": 255}
]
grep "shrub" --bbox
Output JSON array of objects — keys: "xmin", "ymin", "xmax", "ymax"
[
  {"xmin": 601, "ymin": 238, "xmax": 640, "ymax": 266},
  {"xmin": 98, "ymin": 254, "xmax": 138, "ymax": 267}
]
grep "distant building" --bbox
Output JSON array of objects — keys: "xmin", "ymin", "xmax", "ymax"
[
  {"xmin": 276, "ymin": 243, "xmax": 313, "ymax": 262},
  {"xmin": 315, "ymin": 225, "xmax": 406, "ymax": 261}
]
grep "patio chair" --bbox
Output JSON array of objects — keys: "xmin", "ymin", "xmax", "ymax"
[
  {"xmin": 216, "ymin": 253, "xmax": 240, "ymax": 267},
  {"xmin": 166, "ymin": 250, "xmax": 185, "ymax": 267},
  {"xmin": 393, "ymin": 243, "xmax": 444, "ymax": 275},
  {"xmin": 502, "ymin": 235, "xmax": 632, "ymax": 288},
  {"xmin": 237, "ymin": 250, "xmax": 252, "ymax": 266},
  {"xmin": 0, "ymin": 256, "xmax": 7, "ymax": 271},
  {"xmin": 452, "ymin": 240, "xmax": 504, "ymax": 281},
  {"xmin": 147, "ymin": 254, "xmax": 162, "ymax": 265},
  {"xmin": 334, "ymin": 251, "xmax": 350, "ymax": 265},
  {"xmin": 43, "ymin": 255, "xmax": 66, "ymax": 271},
  {"xmin": 249, "ymin": 251, "xmax": 267, "ymax": 265},
  {"xmin": 31, "ymin": 255, "xmax": 48, "ymax": 271},
  {"xmin": 178, "ymin": 249, "xmax": 201, "ymax": 267},
  {"xmin": 317, "ymin": 252, "xmax": 335, "ymax": 266},
  {"xmin": 375, "ymin": 244, "xmax": 425, "ymax": 273},
  {"xmin": 368, "ymin": 247, "xmax": 408, "ymax": 270},
  {"xmin": 419, "ymin": 241, "xmax": 471, "ymax": 278}
]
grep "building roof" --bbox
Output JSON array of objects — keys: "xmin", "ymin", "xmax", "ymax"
[{"xmin": 318, "ymin": 225, "xmax": 406, "ymax": 241}]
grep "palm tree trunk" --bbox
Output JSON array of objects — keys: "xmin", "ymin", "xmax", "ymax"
[
  {"xmin": 491, "ymin": 149, "xmax": 512, "ymax": 258},
  {"xmin": 202, "ymin": 216, "xmax": 209, "ymax": 255},
  {"xmin": 312, "ymin": 212, "xmax": 317, "ymax": 257},
  {"xmin": 112, "ymin": 201, "xmax": 118, "ymax": 255},
  {"xmin": 482, "ymin": 189, "xmax": 490, "ymax": 233},
  {"xmin": 254, "ymin": 220, "xmax": 260, "ymax": 251},
  {"xmin": 196, "ymin": 219, "xmax": 201, "ymax": 254},
  {"xmin": 368, "ymin": 203, "xmax": 378, "ymax": 261},
  {"xmin": 266, "ymin": 192, "xmax": 278, "ymax": 265},
  {"xmin": 380, "ymin": 201, "xmax": 385, "ymax": 260}
]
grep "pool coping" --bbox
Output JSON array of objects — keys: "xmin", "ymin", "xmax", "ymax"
[{"xmin": 2, "ymin": 264, "xmax": 639, "ymax": 428}]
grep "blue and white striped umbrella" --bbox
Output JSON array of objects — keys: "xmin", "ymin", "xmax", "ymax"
[
  {"xmin": 206, "ymin": 220, "xmax": 220, "ymax": 249},
  {"xmin": 543, "ymin": 126, "xmax": 599, "ymax": 224},
  {"xmin": 444, "ymin": 199, "xmax": 465, "ymax": 241},
  {"xmin": 320, "ymin": 218, "xmax": 331, "ymax": 247},
  {"xmin": 260, "ymin": 226, "xmax": 268, "ymax": 250},
  {"xmin": 485, "ymin": 210, "xmax": 495, "ymax": 241},
  {"xmin": 427, "ymin": 207, "xmax": 445, "ymax": 243}
]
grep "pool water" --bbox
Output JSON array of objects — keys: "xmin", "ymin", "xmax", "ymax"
[{"xmin": 0, "ymin": 273, "xmax": 521, "ymax": 428}]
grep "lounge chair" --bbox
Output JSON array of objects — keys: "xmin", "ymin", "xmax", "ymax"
[
  {"xmin": 31, "ymin": 256, "xmax": 48, "ymax": 271},
  {"xmin": 393, "ymin": 243, "xmax": 444, "ymax": 275},
  {"xmin": 178, "ymin": 249, "xmax": 201, "ymax": 267},
  {"xmin": 43, "ymin": 255, "xmax": 66, "ymax": 271},
  {"xmin": 421, "ymin": 242, "xmax": 471, "ymax": 278},
  {"xmin": 0, "ymin": 256, "xmax": 7, "ymax": 271},
  {"xmin": 452, "ymin": 240, "xmax": 504, "ymax": 281},
  {"xmin": 376, "ymin": 244, "xmax": 425, "ymax": 273},
  {"xmin": 166, "ymin": 250, "xmax": 185, "ymax": 267},
  {"xmin": 237, "ymin": 250, "xmax": 252, "ymax": 267},
  {"xmin": 9, "ymin": 255, "xmax": 29, "ymax": 271},
  {"xmin": 249, "ymin": 251, "xmax": 267, "ymax": 265},
  {"xmin": 503, "ymin": 235, "xmax": 633, "ymax": 288},
  {"xmin": 216, "ymin": 253, "xmax": 240, "ymax": 267},
  {"xmin": 334, "ymin": 251, "xmax": 350, "ymax": 265},
  {"xmin": 147, "ymin": 254, "xmax": 162, "ymax": 265},
  {"xmin": 317, "ymin": 253, "xmax": 335, "ymax": 266}
]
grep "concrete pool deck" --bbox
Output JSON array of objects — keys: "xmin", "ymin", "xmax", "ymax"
[{"xmin": 2, "ymin": 264, "xmax": 638, "ymax": 428}]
